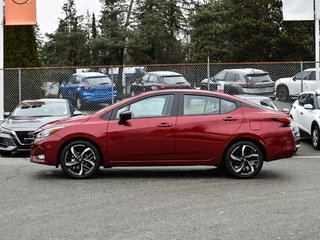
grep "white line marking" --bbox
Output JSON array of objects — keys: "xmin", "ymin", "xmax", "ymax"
[{"xmin": 293, "ymin": 156, "xmax": 320, "ymax": 159}]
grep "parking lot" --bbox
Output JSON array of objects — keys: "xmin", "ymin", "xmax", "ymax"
[{"xmin": 0, "ymin": 135, "xmax": 320, "ymax": 240}]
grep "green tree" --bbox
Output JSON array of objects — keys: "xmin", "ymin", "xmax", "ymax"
[
  {"xmin": 128, "ymin": 0, "xmax": 191, "ymax": 64},
  {"xmin": 4, "ymin": 25, "xmax": 44, "ymax": 111},
  {"xmin": 41, "ymin": 0, "xmax": 87, "ymax": 66},
  {"xmin": 188, "ymin": 0, "xmax": 314, "ymax": 62}
]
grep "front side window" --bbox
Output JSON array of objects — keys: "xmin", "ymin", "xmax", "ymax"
[
  {"xmin": 116, "ymin": 95, "xmax": 174, "ymax": 119},
  {"xmin": 140, "ymin": 74, "xmax": 149, "ymax": 84},
  {"xmin": 213, "ymin": 71, "xmax": 226, "ymax": 81},
  {"xmin": 183, "ymin": 95, "xmax": 220, "ymax": 115},
  {"xmin": 298, "ymin": 94, "xmax": 307, "ymax": 106},
  {"xmin": 295, "ymin": 71, "xmax": 312, "ymax": 80}
]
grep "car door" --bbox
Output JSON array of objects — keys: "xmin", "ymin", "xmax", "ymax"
[
  {"xmin": 305, "ymin": 71, "xmax": 316, "ymax": 92},
  {"xmin": 291, "ymin": 71, "xmax": 313, "ymax": 95},
  {"xmin": 297, "ymin": 93, "xmax": 315, "ymax": 134},
  {"xmin": 61, "ymin": 75, "xmax": 81, "ymax": 100},
  {"xmin": 107, "ymin": 94, "xmax": 177, "ymax": 162},
  {"xmin": 175, "ymin": 94, "xmax": 243, "ymax": 162}
]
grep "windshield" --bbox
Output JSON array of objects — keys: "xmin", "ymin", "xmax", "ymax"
[
  {"xmin": 84, "ymin": 76, "xmax": 112, "ymax": 86},
  {"xmin": 11, "ymin": 101, "xmax": 70, "ymax": 117},
  {"xmin": 160, "ymin": 76, "xmax": 187, "ymax": 84},
  {"xmin": 245, "ymin": 74, "xmax": 271, "ymax": 83}
]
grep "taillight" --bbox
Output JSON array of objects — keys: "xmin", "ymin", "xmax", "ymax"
[
  {"xmin": 272, "ymin": 117, "xmax": 291, "ymax": 127},
  {"xmin": 158, "ymin": 84, "xmax": 168, "ymax": 89},
  {"xmin": 240, "ymin": 82, "xmax": 255, "ymax": 87},
  {"xmin": 82, "ymin": 85, "xmax": 91, "ymax": 90}
]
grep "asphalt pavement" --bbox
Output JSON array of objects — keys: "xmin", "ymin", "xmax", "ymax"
[{"xmin": 0, "ymin": 137, "xmax": 320, "ymax": 240}]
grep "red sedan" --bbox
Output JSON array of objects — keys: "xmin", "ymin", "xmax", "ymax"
[{"xmin": 30, "ymin": 90, "xmax": 296, "ymax": 179}]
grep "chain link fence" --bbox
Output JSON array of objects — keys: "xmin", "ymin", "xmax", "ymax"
[{"xmin": 3, "ymin": 61, "xmax": 317, "ymax": 113}]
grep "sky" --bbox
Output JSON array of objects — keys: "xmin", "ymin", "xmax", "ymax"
[{"xmin": 37, "ymin": 0, "xmax": 102, "ymax": 36}]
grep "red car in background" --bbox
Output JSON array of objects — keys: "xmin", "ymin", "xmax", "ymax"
[{"xmin": 31, "ymin": 90, "xmax": 296, "ymax": 179}]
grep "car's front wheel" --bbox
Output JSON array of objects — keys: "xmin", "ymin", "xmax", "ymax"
[
  {"xmin": 76, "ymin": 96, "xmax": 84, "ymax": 110},
  {"xmin": 60, "ymin": 140, "xmax": 101, "ymax": 179},
  {"xmin": 224, "ymin": 141, "xmax": 264, "ymax": 179},
  {"xmin": 276, "ymin": 86, "xmax": 290, "ymax": 102},
  {"xmin": 312, "ymin": 125, "xmax": 320, "ymax": 150}
]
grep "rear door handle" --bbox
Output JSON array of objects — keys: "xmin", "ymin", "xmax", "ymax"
[
  {"xmin": 157, "ymin": 123, "xmax": 173, "ymax": 128},
  {"xmin": 223, "ymin": 116, "xmax": 238, "ymax": 121}
]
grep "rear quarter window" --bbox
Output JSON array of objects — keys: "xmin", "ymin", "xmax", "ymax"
[{"xmin": 221, "ymin": 99, "xmax": 237, "ymax": 114}]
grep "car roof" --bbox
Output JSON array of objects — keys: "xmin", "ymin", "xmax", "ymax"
[
  {"xmin": 146, "ymin": 71, "xmax": 182, "ymax": 76},
  {"xmin": 73, "ymin": 72, "xmax": 108, "ymax": 78},
  {"xmin": 299, "ymin": 90, "xmax": 320, "ymax": 95},
  {"xmin": 222, "ymin": 68, "xmax": 268, "ymax": 75},
  {"xmin": 21, "ymin": 99, "xmax": 69, "ymax": 104}
]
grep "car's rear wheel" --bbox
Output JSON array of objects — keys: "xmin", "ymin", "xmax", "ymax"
[
  {"xmin": 276, "ymin": 86, "xmax": 290, "ymax": 102},
  {"xmin": 60, "ymin": 140, "xmax": 101, "ymax": 179},
  {"xmin": 312, "ymin": 125, "xmax": 320, "ymax": 150},
  {"xmin": 224, "ymin": 141, "xmax": 264, "ymax": 179}
]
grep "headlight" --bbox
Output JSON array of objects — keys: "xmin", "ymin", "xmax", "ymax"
[
  {"xmin": 0, "ymin": 126, "xmax": 12, "ymax": 134},
  {"xmin": 34, "ymin": 126, "xmax": 64, "ymax": 142}
]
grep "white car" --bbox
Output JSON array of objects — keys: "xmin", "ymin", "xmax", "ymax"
[
  {"xmin": 275, "ymin": 68, "xmax": 316, "ymax": 101},
  {"xmin": 289, "ymin": 90, "xmax": 320, "ymax": 149}
]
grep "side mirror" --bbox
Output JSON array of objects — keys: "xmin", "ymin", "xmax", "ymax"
[
  {"xmin": 293, "ymin": 76, "xmax": 296, "ymax": 81},
  {"xmin": 304, "ymin": 104, "xmax": 313, "ymax": 110},
  {"xmin": 3, "ymin": 112, "xmax": 10, "ymax": 118},
  {"xmin": 73, "ymin": 110, "xmax": 82, "ymax": 116},
  {"xmin": 118, "ymin": 111, "xmax": 132, "ymax": 125}
]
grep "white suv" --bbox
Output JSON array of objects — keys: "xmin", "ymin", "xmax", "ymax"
[
  {"xmin": 275, "ymin": 68, "xmax": 316, "ymax": 101},
  {"xmin": 289, "ymin": 90, "xmax": 320, "ymax": 149}
]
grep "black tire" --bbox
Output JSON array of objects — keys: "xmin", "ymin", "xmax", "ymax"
[
  {"xmin": 312, "ymin": 125, "xmax": 320, "ymax": 150},
  {"xmin": 276, "ymin": 86, "xmax": 290, "ymax": 102},
  {"xmin": 224, "ymin": 141, "xmax": 264, "ymax": 179},
  {"xmin": 76, "ymin": 95, "xmax": 84, "ymax": 110},
  {"xmin": 200, "ymin": 84, "xmax": 208, "ymax": 90},
  {"xmin": 60, "ymin": 140, "xmax": 101, "ymax": 179}
]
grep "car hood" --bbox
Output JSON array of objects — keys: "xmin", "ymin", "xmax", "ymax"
[
  {"xmin": 275, "ymin": 77, "xmax": 293, "ymax": 85},
  {"xmin": 35, "ymin": 114, "xmax": 92, "ymax": 133},
  {"xmin": 1, "ymin": 116, "xmax": 70, "ymax": 132}
]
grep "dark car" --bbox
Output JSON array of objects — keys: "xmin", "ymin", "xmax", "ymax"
[
  {"xmin": 59, "ymin": 72, "xmax": 117, "ymax": 110},
  {"xmin": 31, "ymin": 90, "xmax": 295, "ymax": 179},
  {"xmin": 0, "ymin": 99, "xmax": 81, "ymax": 155},
  {"xmin": 131, "ymin": 71, "xmax": 191, "ymax": 96},
  {"xmin": 201, "ymin": 68, "xmax": 275, "ymax": 96}
]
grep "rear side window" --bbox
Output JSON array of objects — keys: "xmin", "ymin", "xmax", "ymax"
[
  {"xmin": 184, "ymin": 95, "xmax": 220, "ymax": 115},
  {"xmin": 183, "ymin": 95, "xmax": 237, "ymax": 115},
  {"xmin": 225, "ymin": 72, "xmax": 240, "ymax": 82},
  {"xmin": 221, "ymin": 99, "xmax": 237, "ymax": 114},
  {"xmin": 245, "ymin": 74, "xmax": 271, "ymax": 83}
]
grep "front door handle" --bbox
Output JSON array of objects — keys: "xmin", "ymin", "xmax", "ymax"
[
  {"xmin": 223, "ymin": 116, "xmax": 238, "ymax": 121},
  {"xmin": 157, "ymin": 123, "xmax": 173, "ymax": 128}
]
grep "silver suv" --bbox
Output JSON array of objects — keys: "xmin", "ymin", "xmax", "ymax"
[{"xmin": 201, "ymin": 68, "xmax": 275, "ymax": 96}]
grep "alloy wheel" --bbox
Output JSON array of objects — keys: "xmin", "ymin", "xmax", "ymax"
[
  {"xmin": 62, "ymin": 143, "xmax": 99, "ymax": 177},
  {"xmin": 226, "ymin": 142, "xmax": 263, "ymax": 178}
]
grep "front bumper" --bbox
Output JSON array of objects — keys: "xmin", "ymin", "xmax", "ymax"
[{"xmin": 0, "ymin": 132, "xmax": 32, "ymax": 152}]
